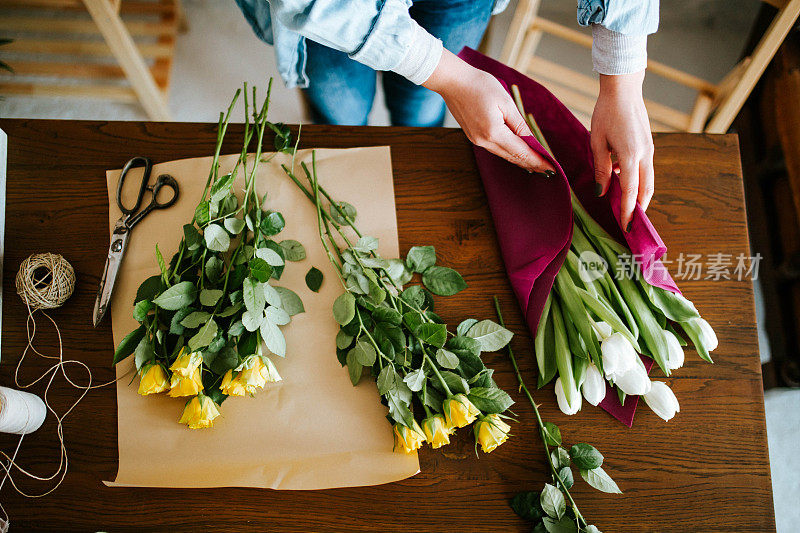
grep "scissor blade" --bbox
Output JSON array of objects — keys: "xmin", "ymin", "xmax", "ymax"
[{"xmin": 93, "ymin": 221, "xmax": 130, "ymax": 327}]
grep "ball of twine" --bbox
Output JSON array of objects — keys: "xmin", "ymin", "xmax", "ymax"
[{"xmin": 15, "ymin": 253, "xmax": 75, "ymax": 310}]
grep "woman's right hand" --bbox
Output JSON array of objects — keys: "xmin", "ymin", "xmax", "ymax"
[{"xmin": 423, "ymin": 49, "xmax": 554, "ymax": 174}]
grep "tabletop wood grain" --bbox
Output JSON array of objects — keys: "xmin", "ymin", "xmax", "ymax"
[{"xmin": 0, "ymin": 119, "xmax": 774, "ymax": 532}]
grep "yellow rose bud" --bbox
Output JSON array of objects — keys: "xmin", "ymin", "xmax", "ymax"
[
  {"xmin": 168, "ymin": 366, "xmax": 204, "ymax": 397},
  {"xmin": 474, "ymin": 414, "xmax": 512, "ymax": 453},
  {"xmin": 178, "ymin": 393, "xmax": 220, "ymax": 429},
  {"xmin": 421, "ymin": 414, "xmax": 453, "ymax": 449},
  {"xmin": 238, "ymin": 356, "xmax": 281, "ymax": 394},
  {"xmin": 220, "ymin": 369, "xmax": 248, "ymax": 397},
  {"xmin": 443, "ymin": 394, "xmax": 481, "ymax": 428},
  {"xmin": 169, "ymin": 348, "xmax": 202, "ymax": 378},
  {"xmin": 137, "ymin": 363, "xmax": 169, "ymax": 396},
  {"xmin": 392, "ymin": 421, "xmax": 426, "ymax": 454}
]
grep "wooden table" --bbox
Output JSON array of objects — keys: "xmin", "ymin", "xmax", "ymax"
[{"xmin": 0, "ymin": 120, "xmax": 775, "ymax": 532}]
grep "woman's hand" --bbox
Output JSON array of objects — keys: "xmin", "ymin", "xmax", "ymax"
[
  {"xmin": 591, "ymin": 71, "xmax": 654, "ymax": 231},
  {"xmin": 424, "ymin": 50, "xmax": 554, "ymax": 174}
]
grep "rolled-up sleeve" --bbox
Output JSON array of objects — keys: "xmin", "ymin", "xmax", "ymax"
[
  {"xmin": 270, "ymin": 0, "xmax": 442, "ymax": 83},
  {"xmin": 577, "ymin": 0, "xmax": 659, "ymax": 75},
  {"xmin": 577, "ymin": 0, "xmax": 659, "ymax": 35}
]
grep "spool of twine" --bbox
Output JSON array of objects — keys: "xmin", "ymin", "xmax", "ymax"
[
  {"xmin": 0, "ymin": 387, "xmax": 45, "ymax": 435},
  {"xmin": 14, "ymin": 253, "xmax": 75, "ymax": 310}
]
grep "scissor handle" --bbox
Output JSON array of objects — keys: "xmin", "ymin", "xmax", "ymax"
[
  {"xmin": 116, "ymin": 156, "xmax": 152, "ymax": 215},
  {"xmin": 150, "ymin": 174, "xmax": 179, "ymax": 209}
]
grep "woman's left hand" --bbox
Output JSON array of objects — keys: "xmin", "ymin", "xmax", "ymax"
[{"xmin": 591, "ymin": 71, "xmax": 654, "ymax": 231}]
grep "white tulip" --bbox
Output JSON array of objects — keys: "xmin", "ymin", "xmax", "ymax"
[
  {"xmin": 555, "ymin": 377, "xmax": 582, "ymax": 415},
  {"xmin": 694, "ymin": 318, "xmax": 718, "ymax": 352},
  {"xmin": 600, "ymin": 332, "xmax": 637, "ymax": 380},
  {"xmin": 643, "ymin": 381, "xmax": 680, "ymax": 421},
  {"xmin": 581, "ymin": 363, "xmax": 606, "ymax": 406},
  {"xmin": 592, "ymin": 321, "xmax": 613, "ymax": 342},
  {"xmin": 614, "ymin": 364, "xmax": 652, "ymax": 396},
  {"xmin": 663, "ymin": 330, "xmax": 685, "ymax": 371}
]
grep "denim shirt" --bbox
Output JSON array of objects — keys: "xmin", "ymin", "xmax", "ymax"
[{"xmin": 236, "ymin": 0, "xmax": 658, "ymax": 88}]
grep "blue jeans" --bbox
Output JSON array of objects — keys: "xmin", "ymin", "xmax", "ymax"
[{"xmin": 304, "ymin": 0, "xmax": 494, "ymax": 127}]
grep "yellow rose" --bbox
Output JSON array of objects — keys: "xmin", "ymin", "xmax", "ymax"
[
  {"xmin": 169, "ymin": 348, "xmax": 202, "ymax": 378},
  {"xmin": 137, "ymin": 363, "xmax": 169, "ymax": 396},
  {"xmin": 238, "ymin": 356, "xmax": 282, "ymax": 394},
  {"xmin": 421, "ymin": 414, "xmax": 454, "ymax": 449},
  {"xmin": 392, "ymin": 421, "xmax": 426, "ymax": 454},
  {"xmin": 443, "ymin": 394, "xmax": 480, "ymax": 428},
  {"xmin": 474, "ymin": 414, "xmax": 511, "ymax": 453},
  {"xmin": 168, "ymin": 366, "xmax": 204, "ymax": 397},
  {"xmin": 178, "ymin": 394, "xmax": 220, "ymax": 429},
  {"xmin": 220, "ymin": 369, "xmax": 248, "ymax": 397}
]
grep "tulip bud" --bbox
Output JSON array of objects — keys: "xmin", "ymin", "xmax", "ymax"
[
  {"xmin": 592, "ymin": 321, "xmax": 613, "ymax": 342},
  {"xmin": 137, "ymin": 363, "xmax": 169, "ymax": 396},
  {"xmin": 474, "ymin": 414, "xmax": 511, "ymax": 453},
  {"xmin": 555, "ymin": 377, "xmax": 582, "ymax": 415},
  {"xmin": 614, "ymin": 364, "xmax": 652, "ymax": 396},
  {"xmin": 581, "ymin": 363, "xmax": 606, "ymax": 406},
  {"xmin": 663, "ymin": 330, "xmax": 685, "ymax": 371},
  {"xmin": 421, "ymin": 414, "xmax": 453, "ymax": 449},
  {"xmin": 694, "ymin": 318, "xmax": 718, "ymax": 352},
  {"xmin": 443, "ymin": 394, "xmax": 481, "ymax": 428},
  {"xmin": 643, "ymin": 381, "xmax": 680, "ymax": 421},
  {"xmin": 600, "ymin": 332, "xmax": 637, "ymax": 380},
  {"xmin": 392, "ymin": 421, "xmax": 426, "ymax": 454},
  {"xmin": 178, "ymin": 393, "xmax": 220, "ymax": 429}
]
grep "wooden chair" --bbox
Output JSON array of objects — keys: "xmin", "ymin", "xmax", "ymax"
[
  {"xmin": 500, "ymin": 0, "xmax": 800, "ymax": 132},
  {"xmin": 0, "ymin": 0, "xmax": 185, "ymax": 120}
]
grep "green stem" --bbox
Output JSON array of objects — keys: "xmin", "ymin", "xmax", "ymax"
[{"xmin": 493, "ymin": 296, "xmax": 587, "ymax": 529}]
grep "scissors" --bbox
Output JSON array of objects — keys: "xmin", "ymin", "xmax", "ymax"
[{"xmin": 93, "ymin": 157, "xmax": 179, "ymax": 327}]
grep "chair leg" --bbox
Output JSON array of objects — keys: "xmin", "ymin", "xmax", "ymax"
[
  {"xmin": 81, "ymin": 0, "xmax": 172, "ymax": 121},
  {"xmin": 705, "ymin": 0, "xmax": 800, "ymax": 133},
  {"xmin": 500, "ymin": 0, "xmax": 541, "ymax": 66}
]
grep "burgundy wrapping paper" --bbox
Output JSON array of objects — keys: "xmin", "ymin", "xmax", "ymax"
[{"xmin": 459, "ymin": 48, "xmax": 677, "ymax": 426}]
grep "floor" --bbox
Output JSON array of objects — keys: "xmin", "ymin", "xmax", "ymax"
[{"xmin": 0, "ymin": 0, "xmax": 797, "ymax": 530}]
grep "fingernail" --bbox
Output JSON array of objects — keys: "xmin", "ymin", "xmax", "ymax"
[
  {"xmin": 544, "ymin": 170, "xmax": 556, "ymax": 179},
  {"xmin": 594, "ymin": 182, "xmax": 603, "ymax": 197},
  {"xmin": 626, "ymin": 221, "xmax": 632, "ymax": 233}
]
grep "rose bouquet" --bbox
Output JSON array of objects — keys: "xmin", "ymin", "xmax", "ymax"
[
  {"xmin": 281, "ymin": 154, "xmax": 517, "ymax": 454},
  {"xmin": 112, "ymin": 84, "xmax": 306, "ymax": 428},
  {"xmin": 511, "ymin": 85, "xmax": 717, "ymax": 420}
]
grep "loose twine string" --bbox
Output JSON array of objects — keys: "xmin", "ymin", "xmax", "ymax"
[{"xmin": 0, "ymin": 253, "xmax": 128, "ymax": 531}]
